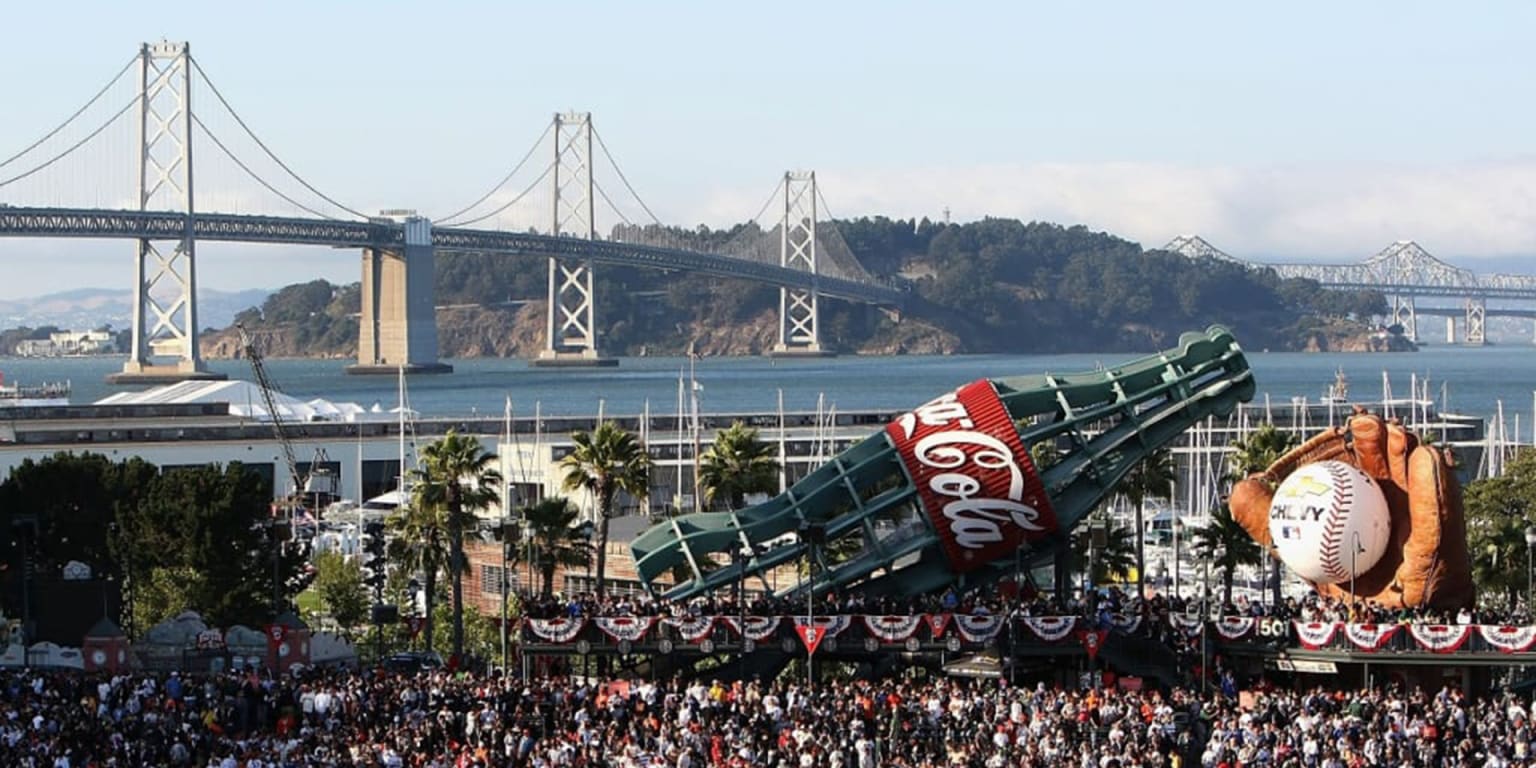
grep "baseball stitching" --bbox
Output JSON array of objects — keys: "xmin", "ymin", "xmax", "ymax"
[{"xmin": 1316, "ymin": 463, "xmax": 1355, "ymax": 583}]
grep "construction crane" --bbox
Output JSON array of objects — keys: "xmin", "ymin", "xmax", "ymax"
[{"xmin": 237, "ymin": 323, "xmax": 335, "ymax": 535}]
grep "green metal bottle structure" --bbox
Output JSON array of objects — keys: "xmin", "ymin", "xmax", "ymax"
[{"xmin": 631, "ymin": 326, "xmax": 1255, "ymax": 600}]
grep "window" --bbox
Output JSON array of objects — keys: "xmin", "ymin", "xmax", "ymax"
[{"xmin": 480, "ymin": 565, "xmax": 515, "ymax": 596}]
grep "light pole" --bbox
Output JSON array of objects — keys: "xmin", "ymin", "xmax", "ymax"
[
  {"xmin": 1524, "ymin": 526, "xmax": 1536, "ymax": 614},
  {"xmin": 1350, "ymin": 531, "xmax": 1362, "ymax": 619},
  {"xmin": 799, "ymin": 521, "xmax": 824, "ymax": 685},
  {"xmin": 1203, "ymin": 545, "xmax": 1225, "ymax": 695}
]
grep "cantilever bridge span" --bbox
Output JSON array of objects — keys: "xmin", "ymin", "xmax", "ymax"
[{"xmin": 1166, "ymin": 236, "xmax": 1536, "ymax": 345}]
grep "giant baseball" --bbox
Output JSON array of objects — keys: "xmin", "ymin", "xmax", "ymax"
[{"xmin": 1267, "ymin": 460, "xmax": 1390, "ymax": 585}]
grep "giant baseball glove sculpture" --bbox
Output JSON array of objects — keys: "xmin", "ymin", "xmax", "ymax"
[{"xmin": 1229, "ymin": 409, "xmax": 1473, "ymax": 610}]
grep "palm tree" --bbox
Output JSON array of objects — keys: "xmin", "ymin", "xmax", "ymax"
[
  {"xmin": 385, "ymin": 500, "xmax": 449, "ymax": 653},
  {"xmin": 1189, "ymin": 505, "xmax": 1262, "ymax": 606},
  {"xmin": 523, "ymin": 497, "xmax": 595, "ymax": 597},
  {"xmin": 1225, "ymin": 422, "xmax": 1299, "ymax": 605},
  {"xmin": 411, "ymin": 430, "xmax": 502, "ymax": 660},
  {"xmin": 1116, "ymin": 449, "xmax": 1175, "ymax": 600},
  {"xmin": 1225, "ymin": 422, "xmax": 1297, "ymax": 482},
  {"xmin": 559, "ymin": 421, "xmax": 652, "ymax": 598},
  {"xmin": 1073, "ymin": 521, "xmax": 1137, "ymax": 587},
  {"xmin": 699, "ymin": 421, "xmax": 780, "ymax": 510}
]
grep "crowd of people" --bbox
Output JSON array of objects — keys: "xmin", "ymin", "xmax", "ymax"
[{"xmin": 3, "ymin": 662, "xmax": 1536, "ymax": 767}]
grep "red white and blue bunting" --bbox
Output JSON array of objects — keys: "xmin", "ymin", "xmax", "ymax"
[
  {"xmin": 594, "ymin": 617, "xmax": 656, "ymax": 643},
  {"xmin": 1344, "ymin": 623, "xmax": 1399, "ymax": 652},
  {"xmin": 792, "ymin": 615, "xmax": 852, "ymax": 638},
  {"xmin": 1479, "ymin": 625, "xmax": 1536, "ymax": 654},
  {"xmin": 1170, "ymin": 614, "xmax": 1205, "ymax": 637},
  {"xmin": 722, "ymin": 616, "xmax": 782, "ymax": 641},
  {"xmin": 1409, "ymin": 624, "xmax": 1472, "ymax": 653},
  {"xmin": 862, "ymin": 615, "xmax": 924, "ymax": 643},
  {"xmin": 1213, "ymin": 617, "xmax": 1256, "ymax": 641},
  {"xmin": 1293, "ymin": 621, "xmax": 1341, "ymax": 650},
  {"xmin": 1021, "ymin": 616, "xmax": 1077, "ymax": 643},
  {"xmin": 954, "ymin": 614, "xmax": 1004, "ymax": 643},
  {"xmin": 661, "ymin": 616, "xmax": 716, "ymax": 643},
  {"xmin": 527, "ymin": 617, "xmax": 586, "ymax": 644},
  {"xmin": 1109, "ymin": 613, "xmax": 1142, "ymax": 634}
]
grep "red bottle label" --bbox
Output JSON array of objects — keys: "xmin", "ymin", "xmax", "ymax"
[{"xmin": 886, "ymin": 379, "xmax": 1057, "ymax": 572}]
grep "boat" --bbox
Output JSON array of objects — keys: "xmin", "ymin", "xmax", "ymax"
[{"xmin": 0, "ymin": 374, "xmax": 70, "ymax": 406}]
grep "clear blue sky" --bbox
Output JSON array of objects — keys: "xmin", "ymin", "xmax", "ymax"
[{"xmin": 1, "ymin": 1, "xmax": 1533, "ymax": 298}]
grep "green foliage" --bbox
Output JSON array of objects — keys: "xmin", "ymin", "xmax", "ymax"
[
  {"xmin": 1463, "ymin": 447, "xmax": 1536, "ymax": 609},
  {"xmin": 521, "ymin": 497, "xmax": 594, "ymax": 598},
  {"xmin": 313, "ymin": 550, "xmax": 369, "ymax": 629},
  {"xmin": 1116, "ymin": 449, "xmax": 1175, "ymax": 599},
  {"xmin": 699, "ymin": 421, "xmax": 781, "ymax": 511},
  {"xmin": 1190, "ymin": 505, "xmax": 1264, "ymax": 606},
  {"xmin": 1072, "ymin": 522, "xmax": 1137, "ymax": 586},
  {"xmin": 429, "ymin": 601, "xmax": 501, "ymax": 666},
  {"xmin": 560, "ymin": 421, "xmax": 651, "ymax": 597},
  {"xmin": 410, "ymin": 430, "xmax": 501, "ymax": 660},
  {"xmin": 1226, "ymin": 422, "xmax": 1299, "ymax": 482},
  {"xmin": 387, "ymin": 498, "xmax": 449, "ymax": 653}
]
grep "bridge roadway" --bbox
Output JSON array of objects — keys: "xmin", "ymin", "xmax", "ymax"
[{"xmin": 0, "ymin": 206, "xmax": 905, "ymax": 306}]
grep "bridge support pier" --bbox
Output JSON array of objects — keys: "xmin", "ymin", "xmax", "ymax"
[
  {"xmin": 346, "ymin": 216, "xmax": 452, "ymax": 375},
  {"xmin": 534, "ymin": 112, "xmax": 615, "ymax": 368},
  {"xmin": 1463, "ymin": 297, "xmax": 1486, "ymax": 346},
  {"xmin": 770, "ymin": 171, "xmax": 835, "ymax": 359},
  {"xmin": 1445, "ymin": 317, "xmax": 1455, "ymax": 345},
  {"xmin": 1391, "ymin": 296, "xmax": 1417, "ymax": 343},
  {"xmin": 109, "ymin": 41, "xmax": 225, "ymax": 385}
]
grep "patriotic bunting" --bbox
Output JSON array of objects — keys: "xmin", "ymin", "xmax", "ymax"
[
  {"xmin": 661, "ymin": 616, "xmax": 716, "ymax": 643},
  {"xmin": 862, "ymin": 615, "xmax": 923, "ymax": 643},
  {"xmin": 527, "ymin": 617, "xmax": 586, "ymax": 643},
  {"xmin": 594, "ymin": 617, "xmax": 656, "ymax": 643},
  {"xmin": 1292, "ymin": 621, "xmax": 1342, "ymax": 650},
  {"xmin": 1109, "ymin": 613, "xmax": 1142, "ymax": 634},
  {"xmin": 722, "ymin": 616, "xmax": 781, "ymax": 641},
  {"xmin": 793, "ymin": 615, "xmax": 852, "ymax": 638},
  {"xmin": 1213, "ymin": 617, "xmax": 1256, "ymax": 641},
  {"xmin": 954, "ymin": 614, "xmax": 1004, "ymax": 643},
  {"xmin": 1344, "ymin": 623, "xmax": 1399, "ymax": 652},
  {"xmin": 1021, "ymin": 616, "xmax": 1077, "ymax": 643},
  {"xmin": 1409, "ymin": 624, "xmax": 1472, "ymax": 653},
  {"xmin": 1169, "ymin": 614, "xmax": 1205, "ymax": 637},
  {"xmin": 1479, "ymin": 625, "xmax": 1536, "ymax": 654}
]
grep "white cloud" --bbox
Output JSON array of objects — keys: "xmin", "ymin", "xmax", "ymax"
[{"xmin": 683, "ymin": 160, "xmax": 1536, "ymax": 265}]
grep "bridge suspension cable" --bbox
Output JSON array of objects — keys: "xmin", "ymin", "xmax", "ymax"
[
  {"xmin": 434, "ymin": 121, "xmax": 554, "ymax": 226},
  {"xmin": 444, "ymin": 166, "xmax": 553, "ymax": 229},
  {"xmin": 189, "ymin": 59, "xmax": 367, "ymax": 219},
  {"xmin": 0, "ymin": 94, "xmax": 137, "ymax": 189},
  {"xmin": 0, "ymin": 55, "xmax": 136, "ymax": 171},
  {"xmin": 592, "ymin": 127, "xmax": 662, "ymax": 226},
  {"xmin": 191, "ymin": 114, "xmax": 348, "ymax": 221}
]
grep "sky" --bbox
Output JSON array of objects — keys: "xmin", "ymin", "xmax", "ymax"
[{"xmin": 0, "ymin": 1, "xmax": 1533, "ymax": 299}]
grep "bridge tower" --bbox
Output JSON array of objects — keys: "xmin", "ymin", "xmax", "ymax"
[
  {"xmin": 1390, "ymin": 296, "xmax": 1418, "ymax": 343},
  {"xmin": 109, "ymin": 41, "xmax": 225, "ymax": 384},
  {"xmin": 346, "ymin": 212, "xmax": 452, "ymax": 375},
  {"xmin": 534, "ymin": 112, "xmax": 615, "ymax": 368},
  {"xmin": 770, "ymin": 171, "xmax": 833, "ymax": 357},
  {"xmin": 1464, "ymin": 297, "xmax": 1486, "ymax": 346}
]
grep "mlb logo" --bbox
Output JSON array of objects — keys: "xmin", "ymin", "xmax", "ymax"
[{"xmin": 1281, "ymin": 525, "xmax": 1301, "ymax": 540}]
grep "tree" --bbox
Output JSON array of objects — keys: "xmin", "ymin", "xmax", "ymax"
[
  {"xmin": 1189, "ymin": 505, "xmax": 1263, "ymax": 607},
  {"xmin": 1463, "ymin": 448, "xmax": 1536, "ymax": 610},
  {"xmin": 1116, "ymin": 449, "xmax": 1175, "ymax": 600},
  {"xmin": 313, "ymin": 550, "xmax": 369, "ymax": 629},
  {"xmin": 522, "ymin": 497, "xmax": 593, "ymax": 597},
  {"xmin": 411, "ymin": 430, "xmax": 502, "ymax": 661},
  {"xmin": 387, "ymin": 495, "xmax": 452, "ymax": 653},
  {"xmin": 698, "ymin": 421, "xmax": 780, "ymax": 510},
  {"xmin": 560, "ymin": 421, "xmax": 651, "ymax": 598},
  {"xmin": 114, "ymin": 462, "xmax": 297, "ymax": 629},
  {"xmin": 1073, "ymin": 521, "xmax": 1137, "ymax": 587}
]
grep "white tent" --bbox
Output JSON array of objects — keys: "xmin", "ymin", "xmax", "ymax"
[{"xmin": 96, "ymin": 379, "xmax": 367, "ymax": 423}]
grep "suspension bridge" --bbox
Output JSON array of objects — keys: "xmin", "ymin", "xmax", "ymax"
[
  {"xmin": 0, "ymin": 42, "xmax": 903, "ymax": 382},
  {"xmin": 1165, "ymin": 235, "xmax": 1536, "ymax": 346}
]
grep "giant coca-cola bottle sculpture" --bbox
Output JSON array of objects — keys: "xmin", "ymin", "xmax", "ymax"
[{"xmin": 631, "ymin": 326, "xmax": 1255, "ymax": 599}]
